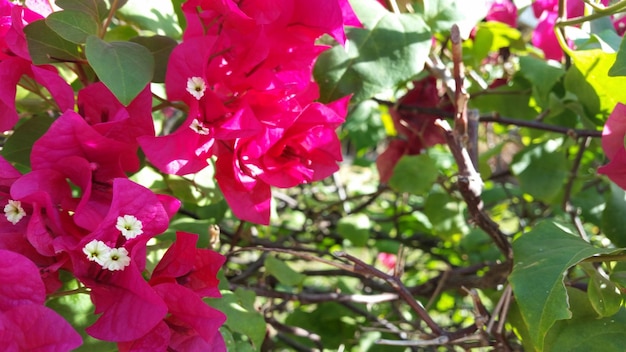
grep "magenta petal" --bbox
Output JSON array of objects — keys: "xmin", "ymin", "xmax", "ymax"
[
  {"xmin": 0, "ymin": 57, "xmax": 29, "ymax": 132},
  {"xmin": 117, "ymin": 321, "xmax": 170, "ymax": 352},
  {"xmin": 0, "ymin": 250, "xmax": 46, "ymax": 310},
  {"xmin": 86, "ymin": 266, "xmax": 168, "ymax": 342},
  {"xmin": 2, "ymin": 305, "xmax": 82, "ymax": 351},
  {"xmin": 598, "ymin": 148, "xmax": 626, "ymax": 190},
  {"xmin": 602, "ymin": 103, "xmax": 626, "ymax": 160},
  {"xmin": 31, "ymin": 64, "xmax": 74, "ymax": 113},
  {"xmin": 139, "ymin": 128, "xmax": 213, "ymax": 175},
  {"xmin": 153, "ymin": 283, "xmax": 226, "ymax": 347}
]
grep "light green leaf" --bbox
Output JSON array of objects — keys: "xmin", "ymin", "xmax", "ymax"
[
  {"xmin": 46, "ymin": 10, "xmax": 98, "ymax": 44},
  {"xmin": 388, "ymin": 154, "xmax": 438, "ymax": 195},
  {"xmin": 24, "ymin": 20, "xmax": 82, "ymax": 64},
  {"xmin": 472, "ymin": 21, "xmax": 523, "ymax": 64},
  {"xmin": 208, "ymin": 289, "xmax": 266, "ymax": 351},
  {"xmin": 264, "ymin": 255, "xmax": 306, "ymax": 286},
  {"xmin": 336, "ymin": 213, "xmax": 371, "ymax": 247},
  {"xmin": 469, "ymin": 75, "xmax": 539, "ymax": 120},
  {"xmin": 414, "ymin": 0, "xmax": 489, "ymax": 38},
  {"xmin": 510, "ymin": 139, "xmax": 568, "ymax": 203},
  {"xmin": 519, "ymin": 56, "xmax": 565, "ymax": 108},
  {"xmin": 601, "ymin": 183, "xmax": 626, "ymax": 247},
  {"xmin": 564, "ymin": 49, "xmax": 626, "ymax": 125},
  {"xmin": 85, "ymin": 35, "xmax": 154, "ymax": 105},
  {"xmin": 423, "ymin": 191, "xmax": 468, "ymax": 238},
  {"xmin": 509, "ymin": 221, "xmax": 621, "ymax": 351},
  {"xmin": 314, "ymin": 0, "xmax": 431, "ymax": 103}
]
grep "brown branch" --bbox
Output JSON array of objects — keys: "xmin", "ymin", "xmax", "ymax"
[
  {"xmin": 479, "ymin": 114, "xmax": 602, "ymax": 138},
  {"xmin": 231, "ymin": 284, "xmax": 399, "ymax": 305}
]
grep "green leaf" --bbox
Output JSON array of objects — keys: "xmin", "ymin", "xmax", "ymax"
[
  {"xmin": 46, "ymin": 10, "xmax": 99, "ymax": 44},
  {"xmin": 85, "ymin": 35, "xmax": 154, "ymax": 105},
  {"xmin": 414, "ymin": 0, "xmax": 489, "ymax": 38},
  {"xmin": 264, "ymin": 255, "xmax": 306, "ymax": 286},
  {"xmin": 602, "ymin": 183, "xmax": 626, "ymax": 247},
  {"xmin": 130, "ymin": 35, "xmax": 178, "ymax": 83},
  {"xmin": 313, "ymin": 0, "xmax": 431, "ymax": 103},
  {"xmin": 609, "ymin": 33, "xmax": 626, "ymax": 77},
  {"xmin": 55, "ymin": 0, "xmax": 109, "ymax": 22},
  {"xmin": 609, "ymin": 262, "xmax": 626, "ymax": 289},
  {"xmin": 388, "ymin": 154, "xmax": 438, "ymax": 195},
  {"xmin": 1, "ymin": 115, "xmax": 54, "ymax": 168},
  {"xmin": 564, "ymin": 49, "xmax": 626, "ymax": 125},
  {"xmin": 336, "ymin": 213, "xmax": 371, "ymax": 247},
  {"xmin": 469, "ymin": 75, "xmax": 539, "ymax": 120},
  {"xmin": 208, "ymin": 289, "xmax": 267, "ymax": 351},
  {"xmin": 472, "ymin": 22, "xmax": 523, "ymax": 64},
  {"xmin": 583, "ymin": 263, "xmax": 623, "ymax": 317},
  {"xmin": 510, "ymin": 139, "xmax": 568, "ymax": 203},
  {"xmin": 23, "ymin": 20, "xmax": 82, "ymax": 64},
  {"xmin": 509, "ymin": 221, "xmax": 621, "ymax": 351},
  {"xmin": 518, "ymin": 56, "xmax": 565, "ymax": 108},
  {"xmin": 343, "ymin": 100, "xmax": 386, "ymax": 152},
  {"xmin": 544, "ymin": 287, "xmax": 626, "ymax": 352},
  {"xmin": 423, "ymin": 190, "xmax": 468, "ymax": 238}
]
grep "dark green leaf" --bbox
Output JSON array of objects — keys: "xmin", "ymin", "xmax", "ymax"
[
  {"xmin": 582, "ymin": 262, "xmax": 623, "ymax": 317},
  {"xmin": 423, "ymin": 191, "xmax": 468, "ymax": 238},
  {"xmin": 85, "ymin": 35, "xmax": 154, "ymax": 105},
  {"xmin": 130, "ymin": 35, "xmax": 178, "ymax": 83},
  {"xmin": 509, "ymin": 221, "xmax": 621, "ymax": 351},
  {"xmin": 1, "ymin": 115, "xmax": 54, "ymax": 168},
  {"xmin": 610, "ymin": 35, "xmax": 626, "ymax": 76},
  {"xmin": 314, "ymin": 0, "xmax": 431, "ymax": 103},
  {"xmin": 469, "ymin": 75, "xmax": 539, "ymax": 120},
  {"xmin": 264, "ymin": 256, "xmax": 306, "ymax": 286},
  {"xmin": 55, "ymin": 0, "xmax": 109, "ymax": 22},
  {"xmin": 24, "ymin": 20, "xmax": 82, "ymax": 64},
  {"xmin": 544, "ymin": 287, "xmax": 626, "ymax": 352},
  {"xmin": 46, "ymin": 10, "xmax": 99, "ymax": 44},
  {"xmin": 388, "ymin": 154, "xmax": 438, "ymax": 195},
  {"xmin": 602, "ymin": 183, "xmax": 626, "ymax": 247}
]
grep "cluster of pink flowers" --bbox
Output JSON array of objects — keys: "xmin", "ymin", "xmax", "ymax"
[
  {"xmin": 0, "ymin": 0, "xmax": 358, "ymax": 350},
  {"xmin": 139, "ymin": 0, "xmax": 360, "ymax": 224}
]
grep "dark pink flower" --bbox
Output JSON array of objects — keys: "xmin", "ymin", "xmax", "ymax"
[
  {"xmin": 151, "ymin": 231, "xmax": 225, "ymax": 298},
  {"xmin": 0, "ymin": 249, "xmax": 81, "ymax": 351},
  {"xmin": 598, "ymin": 103, "xmax": 626, "ymax": 189},
  {"xmin": 486, "ymin": 0, "xmax": 517, "ymax": 28},
  {"xmin": 377, "ymin": 252, "xmax": 397, "ymax": 271}
]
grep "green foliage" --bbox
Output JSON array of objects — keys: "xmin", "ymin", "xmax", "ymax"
[
  {"xmin": 24, "ymin": 20, "xmax": 82, "ymax": 64},
  {"xmin": 85, "ymin": 36, "xmax": 154, "ymax": 105},
  {"xmin": 314, "ymin": 0, "xmax": 431, "ymax": 103},
  {"xmin": 509, "ymin": 221, "xmax": 621, "ymax": 351},
  {"xmin": 388, "ymin": 154, "xmax": 438, "ymax": 195}
]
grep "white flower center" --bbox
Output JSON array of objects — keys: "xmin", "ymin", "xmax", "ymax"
[
  {"xmin": 4, "ymin": 199, "xmax": 26, "ymax": 225},
  {"xmin": 115, "ymin": 215, "xmax": 143, "ymax": 240},
  {"xmin": 189, "ymin": 119, "xmax": 210, "ymax": 135},
  {"xmin": 101, "ymin": 247, "xmax": 131, "ymax": 271},
  {"xmin": 83, "ymin": 239, "xmax": 111, "ymax": 265},
  {"xmin": 186, "ymin": 76, "xmax": 207, "ymax": 100}
]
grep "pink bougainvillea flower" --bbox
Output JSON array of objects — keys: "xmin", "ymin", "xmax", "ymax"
[
  {"xmin": 152, "ymin": 283, "xmax": 226, "ymax": 351},
  {"xmin": 598, "ymin": 103, "xmax": 626, "ymax": 189},
  {"xmin": 377, "ymin": 252, "xmax": 397, "ymax": 271},
  {"xmin": 486, "ymin": 0, "xmax": 517, "ymax": 28},
  {"xmin": 0, "ymin": 249, "xmax": 81, "ymax": 351},
  {"xmin": 78, "ymin": 83, "xmax": 155, "ymax": 146},
  {"xmin": 235, "ymin": 100, "xmax": 346, "ymax": 189},
  {"xmin": 151, "ymin": 231, "xmax": 225, "ymax": 298}
]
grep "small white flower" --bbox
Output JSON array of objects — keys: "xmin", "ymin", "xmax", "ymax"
[
  {"xmin": 4, "ymin": 199, "xmax": 26, "ymax": 225},
  {"xmin": 115, "ymin": 215, "xmax": 143, "ymax": 240},
  {"xmin": 101, "ymin": 247, "xmax": 131, "ymax": 271},
  {"xmin": 186, "ymin": 76, "xmax": 207, "ymax": 100},
  {"xmin": 189, "ymin": 119, "xmax": 210, "ymax": 135},
  {"xmin": 83, "ymin": 240, "xmax": 111, "ymax": 265}
]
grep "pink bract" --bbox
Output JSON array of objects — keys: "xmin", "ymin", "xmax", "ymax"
[{"xmin": 599, "ymin": 103, "xmax": 626, "ymax": 189}]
